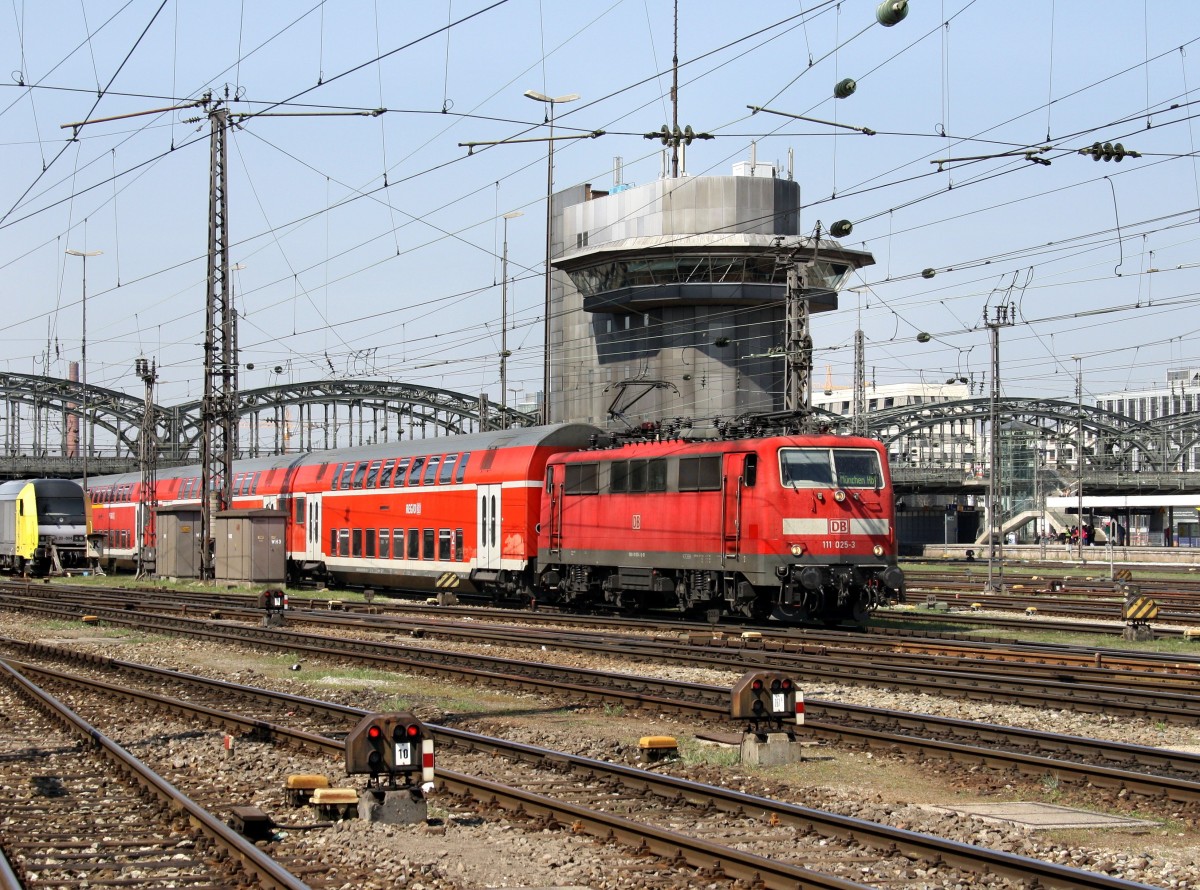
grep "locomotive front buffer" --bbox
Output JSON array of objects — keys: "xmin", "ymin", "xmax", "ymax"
[
  {"xmin": 344, "ymin": 712, "xmax": 434, "ymax": 823},
  {"xmin": 730, "ymin": 671, "xmax": 806, "ymax": 766}
]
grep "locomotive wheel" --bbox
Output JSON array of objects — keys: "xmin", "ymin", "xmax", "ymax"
[{"xmin": 771, "ymin": 603, "xmax": 810, "ymax": 623}]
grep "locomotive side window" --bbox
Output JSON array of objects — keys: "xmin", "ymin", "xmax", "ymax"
[
  {"xmin": 742, "ymin": 454, "xmax": 758, "ymax": 487},
  {"xmin": 648, "ymin": 458, "xmax": 668, "ymax": 492},
  {"xmin": 408, "ymin": 457, "xmax": 426, "ymax": 485},
  {"xmin": 609, "ymin": 461, "xmax": 628, "ymax": 493},
  {"xmin": 679, "ymin": 456, "xmax": 722, "ymax": 491},
  {"xmin": 832, "ymin": 449, "xmax": 883, "ymax": 488},
  {"xmin": 628, "ymin": 460, "xmax": 647, "ymax": 492},
  {"xmin": 779, "ymin": 449, "xmax": 835, "ymax": 487},
  {"xmin": 565, "ymin": 462, "xmax": 598, "ymax": 494}
]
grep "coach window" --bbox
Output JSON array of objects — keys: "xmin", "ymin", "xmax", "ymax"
[
  {"xmin": 379, "ymin": 529, "xmax": 390, "ymax": 559},
  {"xmin": 330, "ymin": 464, "xmax": 342, "ymax": 490},
  {"xmin": 339, "ymin": 464, "xmax": 356, "ymax": 490},
  {"xmin": 454, "ymin": 528, "xmax": 464, "ymax": 561},
  {"xmin": 407, "ymin": 528, "xmax": 420, "ymax": 559},
  {"xmin": 393, "ymin": 529, "xmax": 404, "ymax": 558},
  {"xmin": 456, "ymin": 452, "xmax": 470, "ymax": 482},
  {"xmin": 423, "ymin": 455, "xmax": 442, "ymax": 485},
  {"xmin": 408, "ymin": 456, "xmax": 426, "ymax": 485},
  {"xmin": 379, "ymin": 459, "xmax": 396, "ymax": 487},
  {"xmin": 294, "ymin": 496, "xmax": 306, "ymax": 525},
  {"xmin": 352, "ymin": 462, "xmax": 369, "ymax": 489},
  {"xmin": 351, "ymin": 529, "xmax": 363, "ymax": 557},
  {"xmin": 365, "ymin": 529, "xmax": 376, "ymax": 558},
  {"xmin": 393, "ymin": 458, "xmax": 411, "ymax": 486},
  {"xmin": 648, "ymin": 458, "xmax": 668, "ymax": 492},
  {"xmin": 565, "ymin": 462, "xmax": 599, "ymax": 494},
  {"xmin": 233, "ymin": 473, "xmax": 244, "ymax": 495},
  {"xmin": 365, "ymin": 460, "xmax": 383, "ymax": 488},
  {"xmin": 422, "ymin": 528, "xmax": 435, "ymax": 559},
  {"xmin": 439, "ymin": 453, "xmax": 458, "ymax": 484},
  {"xmin": 609, "ymin": 460, "xmax": 628, "ymax": 493},
  {"xmin": 250, "ymin": 472, "xmax": 261, "ymax": 495},
  {"xmin": 438, "ymin": 529, "xmax": 452, "ymax": 560},
  {"xmin": 330, "ymin": 529, "xmax": 338, "ymax": 553}
]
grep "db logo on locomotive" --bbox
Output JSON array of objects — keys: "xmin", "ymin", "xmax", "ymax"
[{"xmin": 829, "ymin": 519, "xmax": 850, "ymax": 535}]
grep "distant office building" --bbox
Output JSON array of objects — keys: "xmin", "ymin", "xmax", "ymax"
[
  {"xmin": 1095, "ymin": 368, "xmax": 1200, "ymax": 472},
  {"xmin": 548, "ymin": 164, "xmax": 875, "ymax": 427}
]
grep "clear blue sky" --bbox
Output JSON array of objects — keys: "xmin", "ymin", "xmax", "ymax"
[{"xmin": 2, "ymin": 0, "xmax": 1198, "ymax": 413}]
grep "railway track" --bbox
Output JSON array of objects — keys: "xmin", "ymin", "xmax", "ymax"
[
  {"xmin": 6, "ymin": 616, "xmax": 1200, "ymax": 809},
  {"xmin": 0, "ymin": 660, "xmax": 313, "ymax": 890},
  {"xmin": 1, "ymin": 645, "xmax": 1163, "ymax": 890}
]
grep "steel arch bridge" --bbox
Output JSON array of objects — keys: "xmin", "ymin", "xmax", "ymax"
[
  {"xmin": 0, "ymin": 373, "xmax": 536, "ymax": 475},
  {"xmin": 855, "ymin": 396, "xmax": 1200, "ymax": 473}
]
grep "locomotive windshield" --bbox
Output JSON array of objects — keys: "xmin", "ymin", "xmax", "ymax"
[
  {"xmin": 779, "ymin": 447, "xmax": 882, "ymax": 489},
  {"xmin": 38, "ymin": 497, "xmax": 86, "ymax": 524}
]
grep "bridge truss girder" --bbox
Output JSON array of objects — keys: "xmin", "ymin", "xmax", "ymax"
[
  {"xmin": 858, "ymin": 396, "xmax": 1200, "ymax": 473},
  {"xmin": 0, "ymin": 374, "xmax": 536, "ymax": 466}
]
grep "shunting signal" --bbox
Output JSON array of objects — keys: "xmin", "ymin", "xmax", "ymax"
[{"xmin": 731, "ymin": 671, "xmax": 802, "ymax": 730}]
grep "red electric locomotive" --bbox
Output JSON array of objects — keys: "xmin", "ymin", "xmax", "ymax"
[{"xmin": 536, "ymin": 429, "xmax": 905, "ymax": 623}]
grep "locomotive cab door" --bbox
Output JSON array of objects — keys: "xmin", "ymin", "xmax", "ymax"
[
  {"xmin": 305, "ymin": 493, "xmax": 323, "ymax": 562},
  {"xmin": 477, "ymin": 484, "xmax": 501, "ymax": 570},
  {"xmin": 721, "ymin": 452, "xmax": 755, "ymax": 561}
]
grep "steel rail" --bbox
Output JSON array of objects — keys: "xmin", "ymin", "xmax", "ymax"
[{"xmin": 0, "ymin": 660, "xmax": 313, "ymax": 890}]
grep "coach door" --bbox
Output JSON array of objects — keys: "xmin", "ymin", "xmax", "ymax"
[
  {"xmin": 477, "ymin": 484, "xmax": 501, "ymax": 570},
  {"xmin": 305, "ymin": 493, "xmax": 323, "ymax": 561}
]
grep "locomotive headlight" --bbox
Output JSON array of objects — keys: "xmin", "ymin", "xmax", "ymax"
[
  {"xmin": 833, "ymin": 489, "xmax": 847, "ymax": 502},
  {"xmin": 873, "ymin": 544, "xmax": 884, "ymax": 557},
  {"xmin": 790, "ymin": 543, "xmax": 803, "ymax": 557}
]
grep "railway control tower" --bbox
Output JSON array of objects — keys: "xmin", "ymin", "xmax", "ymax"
[{"xmin": 548, "ymin": 163, "xmax": 875, "ymax": 427}]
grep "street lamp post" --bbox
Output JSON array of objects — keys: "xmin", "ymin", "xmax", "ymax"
[
  {"xmin": 524, "ymin": 89, "xmax": 579, "ymax": 426},
  {"xmin": 1073, "ymin": 355, "xmax": 1084, "ymax": 560},
  {"xmin": 65, "ymin": 248, "xmax": 102, "ymax": 496},
  {"xmin": 500, "ymin": 210, "xmax": 523, "ymax": 429}
]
